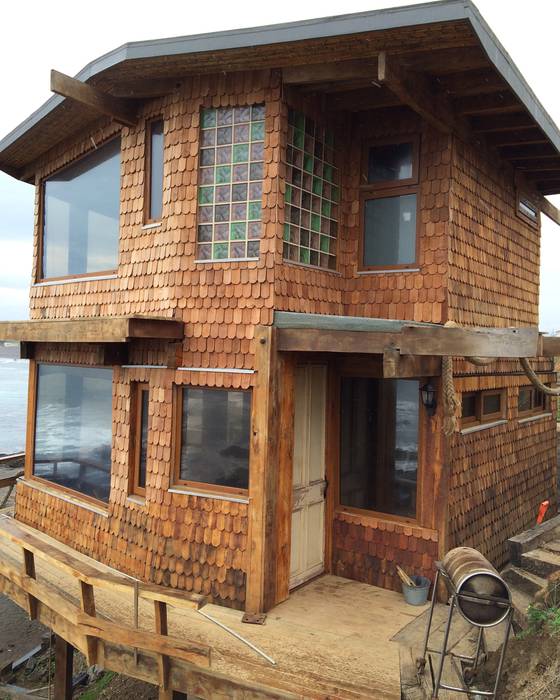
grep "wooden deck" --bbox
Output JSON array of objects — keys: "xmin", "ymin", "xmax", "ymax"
[{"xmin": 0, "ymin": 514, "xmax": 429, "ymax": 699}]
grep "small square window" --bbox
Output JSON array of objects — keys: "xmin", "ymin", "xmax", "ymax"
[
  {"xmin": 367, "ymin": 142, "xmax": 414, "ymax": 184},
  {"xmin": 461, "ymin": 389, "xmax": 506, "ymax": 429}
]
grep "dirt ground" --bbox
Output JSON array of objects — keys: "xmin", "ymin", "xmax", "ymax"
[{"xmin": 479, "ymin": 633, "xmax": 560, "ymax": 699}]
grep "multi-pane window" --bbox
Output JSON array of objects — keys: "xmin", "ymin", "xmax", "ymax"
[
  {"xmin": 42, "ymin": 138, "xmax": 121, "ymax": 280},
  {"xmin": 33, "ymin": 364, "xmax": 113, "ymax": 502},
  {"xmin": 360, "ymin": 138, "xmax": 419, "ymax": 270},
  {"xmin": 339, "ymin": 378, "xmax": 419, "ymax": 519},
  {"xmin": 461, "ymin": 389, "xmax": 506, "ymax": 428},
  {"xmin": 130, "ymin": 383, "xmax": 149, "ymax": 496},
  {"xmin": 145, "ymin": 119, "xmax": 164, "ymax": 222},
  {"xmin": 518, "ymin": 385, "xmax": 548, "ymax": 417},
  {"xmin": 174, "ymin": 387, "xmax": 251, "ymax": 494},
  {"xmin": 284, "ymin": 109, "xmax": 339, "ymax": 269},
  {"xmin": 197, "ymin": 105, "xmax": 265, "ymax": 261}
]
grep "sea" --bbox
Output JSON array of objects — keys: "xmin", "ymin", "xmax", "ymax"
[{"xmin": 0, "ymin": 345, "xmax": 28, "ymax": 456}]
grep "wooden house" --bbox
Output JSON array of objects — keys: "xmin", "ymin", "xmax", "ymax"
[{"xmin": 0, "ymin": 1, "xmax": 559, "ymax": 696}]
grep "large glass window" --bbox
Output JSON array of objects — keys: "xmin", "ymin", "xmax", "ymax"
[
  {"xmin": 196, "ymin": 105, "xmax": 265, "ymax": 261},
  {"xmin": 360, "ymin": 138, "xmax": 419, "ymax": 270},
  {"xmin": 177, "ymin": 387, "xmax": 251, "ymax": 493},
  {"xmin": 339, "ymin": 377, "xmax": 419, "ymax": 518},
  {"xmin": 42, "ymin": 139, "xmax": 121, "ymax": 279},
  {"xmin": 33, "ymin": 365, "xmax": 113, "ymax": 502}
]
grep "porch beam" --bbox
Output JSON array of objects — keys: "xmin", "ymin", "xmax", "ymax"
[
  {"xmin": 51, "ymin": 70, "xmax": 138, "ymax": 127},
  {"xmin": 276, "ymin": 325, "xmax": 538, "ymax": 358},
  {"xmin": 537, "ymin": 196, "xmax": 560, "ymax": 226}
]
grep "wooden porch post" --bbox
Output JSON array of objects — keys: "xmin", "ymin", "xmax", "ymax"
[
  {"xmin": 246, "ymin": 326, "xmax": 295, "ymax": 613},
  {"xmin": 54, "ymin": 635, "xmax": 74, "ymax": 700}
]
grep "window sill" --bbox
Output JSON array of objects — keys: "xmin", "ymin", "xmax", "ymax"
[
  {"xmin": 336, "ymin": 507, "xmax": 437, "ymax": 538},
  {"xmin": 356, "ymin": 268, "xmax": 420, "ymax": 275},
  {"xmin": 282, "ymin": 260, "xmax": 342, "ymax": 275},
  {"xmin": 460, "ymin": 419, "xmax": 508, "ymax": 435},
  {"xmin": 33, "ymin": 273, "xmax": 118, "ymax": 287},
  {"xmin": 126, "ymin": 494, "xmax": 146, "ymax": 506},
  {"xmin": 22, "ymin": 478, "xmax": 109, "ymax": 517},
  {"xmin": 518, "ymin": 412, "xmax": 553, "ymax": 425},
  {"xmin": 168, "ymin": 485, "xmax": 249, "ymax": 504},
  {"xmin": 195, "ymin": 257, "xmax": 259, "ymax": 264},
  {"xmin": 142, "ymin": 222, "xmax": 162, "ymax": 230}
]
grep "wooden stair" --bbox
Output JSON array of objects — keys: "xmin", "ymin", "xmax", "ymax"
[{"xmin": 502, "ymin": 513, "xmax": 560, "ymax": 626}]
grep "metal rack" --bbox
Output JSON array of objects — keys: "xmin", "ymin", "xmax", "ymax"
[{"xmin": 417, "ymin": 562, "xmax": 513, "ymax": 699}]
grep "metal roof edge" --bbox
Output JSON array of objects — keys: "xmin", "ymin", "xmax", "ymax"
[
  {"xmin": 2, "ymin": 0, "xmax": 560, "ymax": 164},
  {"xmin": 463, "ymin": 1, "xmax": 560, "ymax": 155},
  {"xmin": 0, "ymin": 0, "xmax": 468, "ymax": 156}
]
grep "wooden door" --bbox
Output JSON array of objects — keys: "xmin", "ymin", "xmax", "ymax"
[{"xmin": 289, "ymin": 364, "xmax": 327, "ymax": 590}]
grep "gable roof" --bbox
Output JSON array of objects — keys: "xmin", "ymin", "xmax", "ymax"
[{"xmin": 2, "ymin": 0, "xmax": 560, "ymax": 192}]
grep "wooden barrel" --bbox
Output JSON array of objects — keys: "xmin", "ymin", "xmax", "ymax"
[{"xmin": 442, "ymin": 547, "xmax": 511, "ymax": 627}]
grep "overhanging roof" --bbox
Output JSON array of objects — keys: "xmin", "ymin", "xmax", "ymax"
[
  {"xmin": 0, "ymin": 317, "xmax": 184, "ymax": 344},
  {"xmin": 1, "ymin": 0, "xmax": 560, "ymax": 192}
]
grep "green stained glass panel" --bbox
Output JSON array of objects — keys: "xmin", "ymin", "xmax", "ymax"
[
  {"xmin": 198, "ymin": 187, "xmax": 214, "ymax": 205},
  {"xmin": 201, "ymin": 109, "xmax": 216, "ymax": 128},
  {"xmin": 248, "ymin": 201, "xmax": 261, "ymax": 220},
  {"xmin": 215, "ymin": 166, "xmax": 230, "ymax": 184},
  {"xmin": 311, "ymin": 213, "xmax": 321, "ymax": 232},
  {"xmin": 233, "ymin": 144, "xmax": 249, "ymax": 163},
  {"xmin": 231, "ymin": 222, "xmax": 246, "ymax": 240},
  {"xmin": 251, "ymin": 121, "xmax": 265, "ymax": 141}
]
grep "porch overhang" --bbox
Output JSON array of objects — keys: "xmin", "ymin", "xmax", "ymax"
[
  {"xmin": 0, "ymin": 316, "xmax": 184, "ymax": 344},
  {"xmin": 274, "ymin": 311, "xmax": 555, "ymax": 358}
]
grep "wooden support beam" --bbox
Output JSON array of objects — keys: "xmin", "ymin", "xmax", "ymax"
[
  {"xmin": 377, "ymin": 51, "xmax": 470, "ymax": 140},
  {"xmin": 383, "ymin": 350, "xmax": 441, "ymax": 378},
  {"xmin": 398, "ymin": 325, "xmax": 538, "ymax": 358},
  {"xmin": 502, "ymin": 144, "xmax": 560, "ymax": 161},
  {"xmin": 51, "ymin": 69, "xmax": 138, "ymax": 127},
  {"xmin": 471, "ymin": 112, "xmax": 535, "ymax": 133},
  {"xmin": 19, "ymin": 342, "xmax": 34, "ymax": 360},
  {"xmin": 79, "ymin": 580, "xmax": 98, "ymax": 665},
  {"xmin": 101, "ymin": 343, "xmax": 128, "ymax": 366},
  {"xmin": 154, "ymin": 601, "xmax": 171, "ymax": 691},
  {"xmin": 487, "ymin": 129, "xmax": 548, "ymax": 148},
  {"xmin": 22, "ymin": 549, "xmax": 38, "ymax": 620},
  {"xmin": 535, "ymin": 195, "xmax": 560, "ymax": 227},
  {"xmin": 326, "ymin": 86, "xmax": 401, "ymax": 112},
  {"xmin": 246, "ymin": 326, "xmax": 279, "ymax": 613},
  {"xmin": 54, "ymin": 635, "xmax": 74, "ymax": 700},
  {"xmin": 435, "ymin": 68, "xmax": 507, "ymax": 96},
  {"xmin": 283, "ymin": 60, "xmax": 377, "ymax": 85}
]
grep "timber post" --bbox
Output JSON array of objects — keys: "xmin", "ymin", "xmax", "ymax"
[{"xmin": 54, "ymin": 635, "xmax": 74, "ymax": 700}]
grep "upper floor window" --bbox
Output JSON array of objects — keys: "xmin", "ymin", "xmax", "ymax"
[
  {"xmin": 129, "ymin": 382, "xmax": 149, "ymax": 497},
  {"xmin": 42, "ymin": 138, "xmax": 121, "ymax": 280},
  {"xmin": 33, "ymin": 364, "xmax": 113, "ymax": 503},
  {"xmin": 145, "ymin": 119, "xmax": 164, "ymax": 222},
  {"xmin": 517, "ymin": 193, "xmax": 539, "ymax": 229},
  {"xmin": 196, "ymin": 105, "xmax": 265, "ymax": 261},
  {"xmin": 360, "ymin": 137, "xmax": 419, "ymax": 270},
  {"xmin": 283, "ymin": 109, "xmax": 339, "ymax": 270}
]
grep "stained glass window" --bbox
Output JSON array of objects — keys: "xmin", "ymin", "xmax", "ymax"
[
  {"xmin": 197, "ymin": 105, "xmax": 265, "ymax": 261},
  {"xmin": 283, "ymin": 109, "xmax": 339, "ymax": 270}
]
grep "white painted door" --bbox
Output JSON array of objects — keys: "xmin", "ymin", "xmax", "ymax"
[{"xmin": 290, "ymin": 364, "xmax": 327, "ymax": 590}]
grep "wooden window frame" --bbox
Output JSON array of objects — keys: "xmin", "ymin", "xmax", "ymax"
[
  {"xmin": 37, "ymin": 135, "xmax": 121, "ymax": 284},
  {"xmin": 25, "ymin": 360, "xmax": 113, "ymax": 510},
  {"xmin": 518, "ymin": 385, "xmax": 549, "ymax": 418},
  {"xmin": 516, "ymin": 191, "xmax": 539, "ymax": 229},
  {"xmin": 129, "ymin": 382, "xmax": 150, "ymax": 498},
  {"xmin": 333, "ymin": 371, "xmax": 424, "ymax": 526},
  {"xmin": 358, "ymin": 135, "xmax": 421, "ymax": 272},
  {"xmin": 144, "ymin": 117, "xmax": 164, "ymax": 225},
  {"xmin": 461, "ymin": 389, "xmax": 507, "ymax": 428},
  {"xmin": 171, "ymin": 384, "xmax": 250, "ymax": 498}
]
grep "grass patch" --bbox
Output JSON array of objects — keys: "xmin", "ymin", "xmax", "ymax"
[{"xmin": 77, "ymin": 671, "xmax": 116, "ymax": 699}]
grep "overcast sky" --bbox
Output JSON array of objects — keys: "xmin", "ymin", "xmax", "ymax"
[{"xmin": 0, "ymin": 0, "xmax": 559, "ymax": 330}]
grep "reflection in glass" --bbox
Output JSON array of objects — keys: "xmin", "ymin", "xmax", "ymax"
[
  {"xmin": 363, "ymin": 193, "xmax": 417, "ymax": 267},
  {"xmin": 368, "ymin": 142, "xmax": 413, "ymax": 183},
  {"xmin": 33, "ymin": 365, "xmax": 113, "ymax": 502},
  {"xmin": 138, "ymin": 389, "xmax": 149, "ymax": 489},
  {"xmin": 43, "ymin": 139, "xmax": 120, "ymax": 278},
  {"xmin": 340, "ymin": 378, "xmax": 419, "ymax": 518},
  {"xmin": 149, "ymin": 121, "xmax": 164, "ymax": 220},
  {"xmin": 180, "ymin": 388, "xmax": 250, "ymax": 490}
]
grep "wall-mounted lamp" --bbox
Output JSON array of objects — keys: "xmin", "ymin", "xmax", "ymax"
[{"xmin": 421, "ymin": 382, "xmax": 437, "ymax": 417}]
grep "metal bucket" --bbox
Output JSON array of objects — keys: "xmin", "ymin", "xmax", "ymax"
[
  {"xmin": 402, "ymin": 575, "xmax": 431, "ymax": 606},
  {"xmin": 441, "ymin": 547, "xmax": 511, "ymax": 627}
]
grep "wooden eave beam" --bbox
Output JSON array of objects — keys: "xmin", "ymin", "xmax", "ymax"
[
  {"xmin": 453, "ymin": 91, "xmax": 522, "ymax": 116},
  {"xmin": 50, "ymin": 70, "xmax": 138, "ymax": 127},
  {"xmin": 471, "ymin": 113, "xmax": 535, "ymax": 134},
  {"xmin": 377, "ymin": 51, "xmax": 471, "ymax": 140},
  {"xmin": 541, "ymin": 335, "xmax": 560, "ymax": 356},
  {"xmin": 326, "ymin": 86, "xmax": 401, "ymax": 112},
  {"xmin": 0, "ymin": 317, "xmax": 184, "ymax": 344},
  {"xmin": 537, "ymin": 196, "xmax": 560, "ymax": 226},
  {"xmin": 282, "ymin": 59, "xmax": 378, "ymax": 85}
]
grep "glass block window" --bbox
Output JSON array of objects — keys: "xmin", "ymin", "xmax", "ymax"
[
  {"xmin": 197, "ymin": 105, "xmax": 265, "ymax": 261},
  {"xmin": 284, "ymin": 109, "xmax": 339, "ymax": 270}
]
